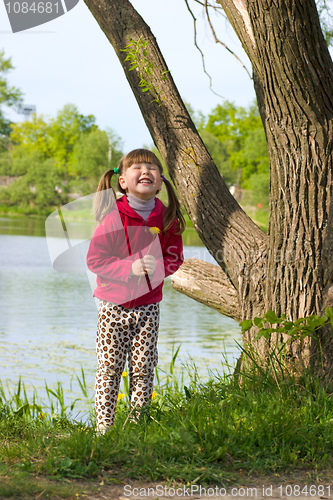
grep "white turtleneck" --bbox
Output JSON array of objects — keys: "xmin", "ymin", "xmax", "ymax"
[{"xmin": 126, "ymin": 194, "xmax": 156, "ymax": 221}]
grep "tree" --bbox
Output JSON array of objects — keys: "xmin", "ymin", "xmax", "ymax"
[
  {"xmin": 201, "ymin": 101, "xmax": 269, "ymax": 189},
  {"xmin": 0, "ymin": 50, "xmax": 23, "ymax": 136},
  {"xmin": 83, "ymin": 0, "xmax": 333, "ymax": 375},
  {"xmin": 10, "ymin": 104, "xmax": 97, "ymax": 175},
  {"xmin": 0, "ymin": 152, "xmax": 68, "ymax": 213},
  {"xmin": 1, "ymin": 105, "xmax": 124, "ymax": 213},
  {"xmin": 70, "ymin": 128, "xmax": 123, "ymax": 194}
]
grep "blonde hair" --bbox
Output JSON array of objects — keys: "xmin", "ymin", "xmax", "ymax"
[{"xmin": 93, "ymin": 148, "xmax": 185, "ymax": 234}]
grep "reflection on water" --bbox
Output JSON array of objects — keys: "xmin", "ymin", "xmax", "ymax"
[
  {"xmin": 0, "ymin": 216, "xmax": 242, "ymax": 411},
  {"xmin": 0, "ymin": 216, "xmax": 46, "ymax": 237},
  {"xmin": 0, "ymin": 216, "xmax": 204, "ymax": 247}
]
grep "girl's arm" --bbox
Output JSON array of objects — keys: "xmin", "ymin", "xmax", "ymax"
[{"xmin": 86, "ymin": 219, "xmax": 134, "ymax": 283}]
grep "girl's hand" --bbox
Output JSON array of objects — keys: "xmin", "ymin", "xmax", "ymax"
[
  {"xmin": 131, "ymin": 258, "xmax": 146, "ymax": 276},
  {"xmin": 142, "ymin": 255, "xmax": 156, "ymax": 276},
  {"xmin": 131, "ymin": 255, "xmax": 156, "ymax": 276}
]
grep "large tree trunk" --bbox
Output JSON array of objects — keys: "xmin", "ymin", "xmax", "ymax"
[
  {"xmin": 84, "ymin": 0, "xmax": 333, "ymax": 373},
  {"xmin": 218, "ymin": 0, "xmax": 333, "ymax": 369}
]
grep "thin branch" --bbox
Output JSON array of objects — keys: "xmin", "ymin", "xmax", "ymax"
[
  {"xmin": 204, "ymin": 0, "xmax": 252, "ymax": 80},
  {"xmin": 184, "ymin": 0, "xmax": 224, "ymax": 99},
  {"xmin": 193, "ymin": 0, "xmax": 226, "ymax": 14}
]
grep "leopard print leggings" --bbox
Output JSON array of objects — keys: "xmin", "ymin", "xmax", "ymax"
[{"xmin": 95, "ymin": 300, "xmax": 160, "ymax": 427}]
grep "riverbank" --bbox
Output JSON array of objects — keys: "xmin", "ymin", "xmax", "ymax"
[
  {"xmin": 0, "ymin": 204, "xmax": 269, "ymax": 234},
  {"xmin": 1, "ymin": 355, "xmax": 333, "ymax": 499}
]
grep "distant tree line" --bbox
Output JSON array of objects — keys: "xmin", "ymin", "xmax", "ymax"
[{"xmin": 0, "ymin": 103, "xmax": 123, "ymax": 214}]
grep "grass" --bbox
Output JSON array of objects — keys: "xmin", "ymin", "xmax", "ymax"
[{"xmin": 1, "ymin": 346, "xmax": 333, "ymax": 498}]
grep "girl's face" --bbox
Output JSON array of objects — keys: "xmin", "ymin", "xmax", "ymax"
[{"xmin": 118, "ymin": 162, "xmax": 163, "ymax": 200}]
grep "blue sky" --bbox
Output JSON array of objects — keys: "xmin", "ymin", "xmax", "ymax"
[{"xmin": 0, "ymin": 0, "xmax": 256, "ymax": 151}]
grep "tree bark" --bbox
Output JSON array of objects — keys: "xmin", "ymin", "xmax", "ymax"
[
  {"xmin": 218, "ymin": 0, "xmax": 333, "ymax": 369},
  {"xmin": 240, "ymin": 0, "xmax": 333, "ymax": 321}
]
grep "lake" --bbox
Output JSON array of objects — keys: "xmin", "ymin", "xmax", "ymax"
[{"xmin": 0, "ymin": 215, "xmax": 242, "ymax": 415}]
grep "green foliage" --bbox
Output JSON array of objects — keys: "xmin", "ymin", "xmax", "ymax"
[
  {"xmin": 241, "ymin": 172, "xmax": 270, "ymax": 208},
  {"xmin": 240, "ymin": 128, "xmax": 269, "ymax": 182},
  {"xmin": 122, "ymin": 37, "xmax": 169, "ymax": 113},
  {"xmin": 240, "ymin": 308, "xmax": 333, "ymax": 342},
  {"xmin": 49, "ymin": 104, "xmax": 97, "ymax": 169},
  {"xmin": 200, "ymin": 129, "xmax": 237, "ymax": 186},
  {"xmin": 0, "ymin": 154, "xmax": 68, "ymax": 213},
  {"xmin": 1, "ymin": 105, "xmax": 124, "ymax": 214},
  {"xmin": 240, "ymin": 308, "xmax": 333, "ymax": 369},
  {"xmin": 0, "ymin": 135, "xmax": 12, "ymax": 175},
  {"xmin": 70, "ymin": 128, "xmax": 123, "ymax": 195},
  {"xmin": 10, "ymin": 104, "xmax": 97, "ymax": 171},
  {"xmin": 205, "ymin": 100, "xmax": 262, "ymax": 145},
  {"xmin": 0, "ymin": 50, "xmax": 23, "ymax": 136},
  {"xmin": 197, "ymin": 100, "xmax": 269, "ymax": 206}
]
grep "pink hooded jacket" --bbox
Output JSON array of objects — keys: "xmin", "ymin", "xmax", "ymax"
[{"xmin": 86, "ymin": 195, "xmax": 184, "ymax": 308}]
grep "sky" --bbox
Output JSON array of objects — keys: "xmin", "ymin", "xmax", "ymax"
[{"xmin": 0, "ymin": 0, "xmax": 256, "ymax": 152}]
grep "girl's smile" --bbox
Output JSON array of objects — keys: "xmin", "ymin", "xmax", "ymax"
[{"xmin": 119, "ymin": 162, "xmax": 163, "ymax": 200}]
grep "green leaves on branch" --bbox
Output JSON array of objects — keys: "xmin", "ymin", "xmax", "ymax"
[
  {"xmin": 121, "ymin": 37, "xmax": 169, "ymax": 107},
  {"xmin": 240, "ymin": 308, "xmax": 333, "ymax": 341}
]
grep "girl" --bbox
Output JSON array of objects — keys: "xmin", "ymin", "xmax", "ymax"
[{"xmin": 87, "ymin": 148, "xmax": 185, "ymax": 433}]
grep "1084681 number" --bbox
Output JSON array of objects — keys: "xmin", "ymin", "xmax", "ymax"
[
  {"xmin": 278, "ymin": 485, "xmax": 331, "ymax": 496},
  {"xmin": 5, "ymin": 1, "xmax": 59, "ymax": 13}
]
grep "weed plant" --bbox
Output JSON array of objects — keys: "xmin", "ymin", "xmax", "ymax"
[{"xmin": 1, "ymin": 344, "xmax": 333, "ymax": 496}]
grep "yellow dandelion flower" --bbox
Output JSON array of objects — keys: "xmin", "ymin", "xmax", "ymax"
[
  {"xmin": 122, "ymin": 371, "xmax": 128, "ymax": 377},
  {"xmin": 152, "ymin": 391, "xmax": 157, "ymax": 399},
  {"xmin": 149, "ymin": 227, "xmax": 161, "ymax": 235},
  {"xmin": 118, "ymin": 393, "xmax": 125, "ymax": 400}
]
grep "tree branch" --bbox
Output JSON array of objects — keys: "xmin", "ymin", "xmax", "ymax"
[
  {"xmin": 184, "ymin": 0, "xmax": 224, "ymax": 98},
  {"xmin": 171, "ymin": 258, "xmax": 241, "ymax": 322},
  {"xmin": 217, "ymin": 0, "xmax": 260, "ymax": 77},
  {"xmin": 203, "ymin": 0, "xmax": 252, "ymax": 79},
  {"xmin": 193, "ymin": 0, "xmax": 226, "ymax": 13}
]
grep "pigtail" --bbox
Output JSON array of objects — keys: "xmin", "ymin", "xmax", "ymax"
[
  {"xmin": 163, "ymin": 177, "xmax": 186, "ymax": 235},
  {"xmin": 93, "ymin": 169, "xmax": 117, "ymax": 223}
]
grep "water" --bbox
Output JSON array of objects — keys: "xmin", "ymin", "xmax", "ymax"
[{"xmin": 0, "ymin": 216, "xmax": 241, "ymax": 413}]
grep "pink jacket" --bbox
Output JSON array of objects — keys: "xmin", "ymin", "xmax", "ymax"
[{"xmin": 86, "ymin": 195, "xmax": 184, "ymax": 308}]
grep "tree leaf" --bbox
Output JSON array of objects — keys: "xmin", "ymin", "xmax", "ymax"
[
  {"xmin": 325, "ymin": 307, "xmax": 333, "ymax": 320},
  {"xmin": 253, "ymin": 317, "xmax": 264, "ymax": 327},
  {"xmin": 264, "ymin": 310, "xmax": 279, "ymax": 324},
  {"xmin": 240, "ymin": 319, "xmax": 253, "ymax": 332}
]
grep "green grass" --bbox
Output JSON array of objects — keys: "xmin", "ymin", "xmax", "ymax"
[{"xmin": 1, "ymin": 348, "xmax": 333, "ymax": 497}]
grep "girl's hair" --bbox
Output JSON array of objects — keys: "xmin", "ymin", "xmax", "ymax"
[{"xmin": 94, "ymin": 148, "xmax": 185, "ymax": 235}]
